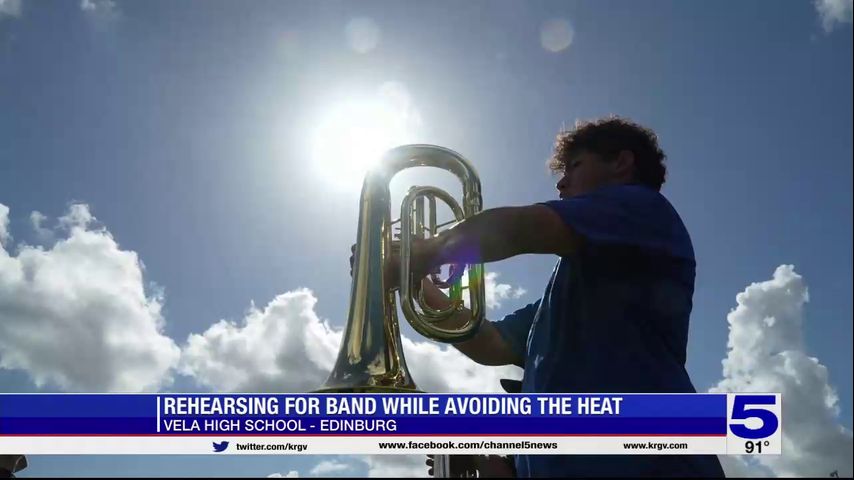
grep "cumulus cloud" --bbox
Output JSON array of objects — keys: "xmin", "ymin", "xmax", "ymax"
[
  {"xmin": 3, "ymin": 200, "xmax": 524, "ymax": 397},
  {"xmin": 405, "ymin": 336, "xmax": 519, "ymax": 393},
  {"xmin": 80, "ymin": 0, "xmax": 119, "ymax": 29},
  {"xmin": 460, "ymin": 270, "xmax": 527, "ymax": 311},
  {"xmin": 309, "ymin": 459, "xmax": 352, "ymax": 476},
  {"xmin": 179, "ymin": 289, "xmax": 341, "ymax": 393},
  {"xmin": 484, "ymin": 272, "xmax": 526, "ymax": 310},
  {"xmin": 29, "ymin": 211, "xmax": 54, "ymax": 243},
  {"xmin": 815, "ymin": 0, "xmax": 853, "ymax": 32},
  {"xmin": 0, "ymin": 0, "xmax": 21, "ymax": 18},
  {"xmin": 267, "ymin": 471, "xmax": 299, "ymax": 478},
  {"xmin": 710, "ymin": 265, "xmax": 853, "ymax": 478},
  {"xmin": 58, "ymin": 203, "xmax": 95, "ymax": 230},
  {"xmin": 360, "ymin": 455, "xmax": 427, "ymax": 477},
  {"xmin": 0, "ymin": 203, "xmax": 9, "ymax": 246},
  {"xmin": 80, "ymin": 0, "xmax": 115, "ymax": 13},
  {"xmin": 179, "ymin": 283, "xmax": 521, "ymax": 394},
  {"xmin": 0, "ymin": 203, "xmax": 180, "ymax": 392}
]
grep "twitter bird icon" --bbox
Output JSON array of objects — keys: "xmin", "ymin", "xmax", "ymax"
[{"xmin": 212, "ymin": 441, "xmax": 229, "ymax": 453}]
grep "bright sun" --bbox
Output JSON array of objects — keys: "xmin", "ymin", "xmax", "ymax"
[{"xmin": 310, "ymin": 94, "xmax": 416, "ymax": 188}]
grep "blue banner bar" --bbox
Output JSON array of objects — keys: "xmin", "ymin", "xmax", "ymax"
[
  {"xmin": 0, "ymin": 394, "xmax": 727, "ymax": 436},
  {"xmin": 0, "ymin": 416, "xmax": 726, "ymax": 435}
]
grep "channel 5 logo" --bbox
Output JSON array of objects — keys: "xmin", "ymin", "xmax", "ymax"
[{"xmin": 728, "ymin": 394, "xmax": 780, "ymax": 439}]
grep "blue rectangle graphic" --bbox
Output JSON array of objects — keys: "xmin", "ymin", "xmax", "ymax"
[{"xmin": 0, "ymin": 394, "xmax": 728, "ymax": 436}]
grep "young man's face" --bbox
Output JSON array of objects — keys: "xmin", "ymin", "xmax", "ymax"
[{"xmin": 555, "ymin": 150, "xmax": 627, "ymax": 199}]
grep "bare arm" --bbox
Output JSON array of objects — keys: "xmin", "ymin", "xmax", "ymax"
[
  {"xmin": 413, "ymin": 205, "xmax": 583, "ymax": 278},
  {"xmin": 404, "ymin": 205, "xmax": 578, "ymax": 366},
  {"xmin": 418, "ymin": 278, "xmax": 522, "ymax": 367}
]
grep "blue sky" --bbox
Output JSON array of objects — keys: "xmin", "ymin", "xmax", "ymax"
[{"xmin": 1, "ymin": 0, "xmax": 852, "ymax": 477}]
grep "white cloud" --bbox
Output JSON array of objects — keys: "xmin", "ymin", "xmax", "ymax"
[
  {"xmin": 0, "ymin": 0, "xmax": 21, "ymax": 18},
  {"xmin": 267, "ymin": 471, "xmax": 299, "ymax": 478},
  {"xmin": 404, "ymin": 336, "xmax": 520, "ymax": 393},
  {"xmin": 58, "ymin": 203, "xmax": 95, "ymax": 230},
  {"xmin": 484, "ymin": 272, "xmax": 526, "ymax": 310},
  {"xmin": 461, "ymin": 270, "xmax": 527, "ymax": 311},
  {"xmin": 0, "ymin": 203, "xmax": 180, "ymax": 392},
  {"xmin": 309, "ymin": 459, "xmax": 352, "ymax": 476},
  {"xmin": 815, "ymin": 0, "xmax": 853, "ymax": 32},
  {"xmin": 360, "ymin": 455, "xmax": 427, "ymax": 478},
  {"xmin": 710, "ymin": 265, "xmax": 853, "ymax": 478},
  {"xmin": 179, "ymin": 286, "xmax": 521, "ymax": 394},
  {"xmin": 80, "ymin": 0, "xmax": 115, "ymax": 13},
  {"xmin": 80, "ymin": 0, "xmax": 119, "ymax": 28},
  {"xmin": 179, "ymin": 289, "xmax": 342, "ymax": 393},
  {"xmin": 2, "ymin": 200, "xmax": 524, "ymax": 398},
  {"xmin": 0, "ymin": 203, "xmax": 10, "ymax": 246},
  {"xmin": 29, "ymin": 211, "xmax": 54, "ymax": 243}
]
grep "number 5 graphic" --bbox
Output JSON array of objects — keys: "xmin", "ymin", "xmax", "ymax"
[{"xmin": 730, "ymin": 395, "xmax": 779, "ymax": 439}]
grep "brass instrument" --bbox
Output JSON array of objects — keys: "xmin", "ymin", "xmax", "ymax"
[{"xmin": 317, "ymin": 143, "xmax": 485, "ymax": 393}]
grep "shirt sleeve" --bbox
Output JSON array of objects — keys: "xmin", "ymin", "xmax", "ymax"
[
  {"xmin": 492, "ymin": 299, "xmax": 541, "ymax": 362},
  {"xmin": 539, "ymin": 184, "xmax": 694, "ymax": 261}
]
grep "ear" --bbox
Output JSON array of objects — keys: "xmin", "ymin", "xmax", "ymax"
[{"xmin": 613, "ymin": 150, "xmax": 636, "ymax": 179}]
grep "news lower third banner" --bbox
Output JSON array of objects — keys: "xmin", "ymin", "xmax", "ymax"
[{"xmin": 0, "ymin": 393, "xmax": 781, "ymax": 456}]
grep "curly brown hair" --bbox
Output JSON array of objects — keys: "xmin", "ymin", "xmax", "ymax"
[{"xmin": 548, "ymin": 116, "xmax": 667, "ymax": 191}]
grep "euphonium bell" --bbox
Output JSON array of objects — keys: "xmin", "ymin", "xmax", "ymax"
[{"xmin": 316, "ymin": 145, "xmax": 486, "ymax": 393}]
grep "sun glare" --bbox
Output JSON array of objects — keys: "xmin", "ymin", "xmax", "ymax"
[{"xmin": 310, "ymin": 85, "xmax": 419, "ymax": 189}]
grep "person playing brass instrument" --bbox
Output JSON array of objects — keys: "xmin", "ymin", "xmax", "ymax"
[{"xmin": 378, "ymin": 117, "xmax": 725, "ymax": 477}]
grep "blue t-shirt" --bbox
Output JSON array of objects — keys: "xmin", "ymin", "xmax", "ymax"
[{"xmin": 493, "ymin": 183, "xmax": 724, "ymax": 478}]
